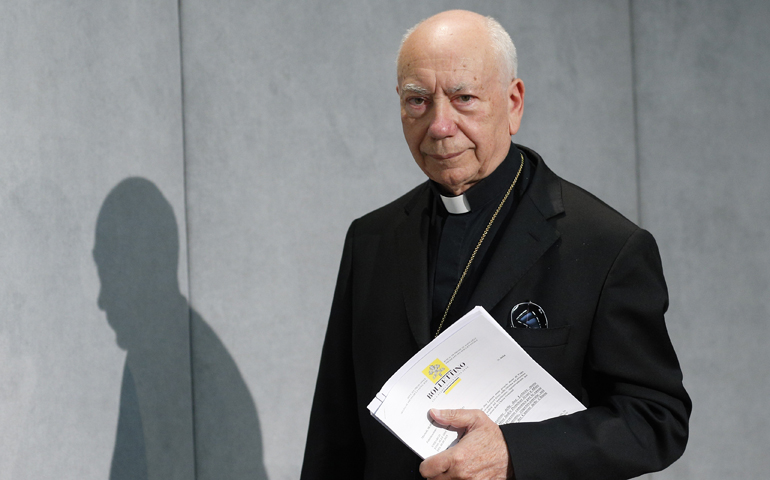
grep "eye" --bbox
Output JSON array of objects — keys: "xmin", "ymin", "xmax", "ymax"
[
  {"xmin": 406, "ymin": 97, "xmax": 427, "ymax": 106},
  {"xmin": 456, "ymin": 94, "xmax": 474, "ymax": 103}
]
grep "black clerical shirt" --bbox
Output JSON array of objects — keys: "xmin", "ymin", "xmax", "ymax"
[{"xmin": 428, "ymin": 144, "xmax": 534, "ymax": 337}]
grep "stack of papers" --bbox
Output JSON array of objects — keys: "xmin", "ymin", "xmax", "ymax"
[{"xmin": 367, "ymin": 306, "xmax": 585, "ymax": 459}]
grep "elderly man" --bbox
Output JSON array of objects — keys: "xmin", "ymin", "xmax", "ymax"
[{"xmin": 301, "ymin": 10, "xmax": 690, "ymax": 480}]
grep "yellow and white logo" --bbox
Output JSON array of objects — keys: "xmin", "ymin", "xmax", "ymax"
[{"xmin": 422, "ymin": 359, "xmax": 449, "ymax": 383}]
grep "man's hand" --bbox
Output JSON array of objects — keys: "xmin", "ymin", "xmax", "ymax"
[{"xmin": 419, "ymin": 409, "xmax": 514, "ymax": 480}]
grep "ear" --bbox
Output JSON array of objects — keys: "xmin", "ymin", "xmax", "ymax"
[{"xmin": 507, "ymin": 78, "xmax": 525, "ymax": 135}]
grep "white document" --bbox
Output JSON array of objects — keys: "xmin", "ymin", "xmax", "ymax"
[{"xmin": 367, "ymin": 306, "xmax": 585, "ymax": 459}]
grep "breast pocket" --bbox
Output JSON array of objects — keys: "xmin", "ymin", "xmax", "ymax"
[
  {"xmin": 505, "ymin": 326, "xmax": 571, "ymax": 382},
  {"xmin": 506, "ymin": 325, "xmax": 570, "ymax": 348}
]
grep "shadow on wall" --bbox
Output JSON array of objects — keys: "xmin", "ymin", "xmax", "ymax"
[{"xmin": 93, "ymin": 177, "xmax": 269, "ymax": 480}]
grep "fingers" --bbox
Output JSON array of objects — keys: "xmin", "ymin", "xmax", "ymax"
[
  {"xmin": 420, "ymin": 409, "xmax": 512, "ymax": 479},
  {"xmin": 419, "ymin": 450, "xmax": 452, "ymax": 479},
  {"xmin": 430, "ymin": 408, "xmax": 484, "ymax": 429}
]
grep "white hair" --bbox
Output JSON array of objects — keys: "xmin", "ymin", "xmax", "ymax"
[
  {"xmin": 485, "ymin": 16, "xmax": 517, "ymax": 80},
  {"xmin": 397, "ymin": 14, "xmax": 518, "ymax": 81}
]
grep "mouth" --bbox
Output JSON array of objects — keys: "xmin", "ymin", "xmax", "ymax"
[{"xmin": 425, "ymin": 151, "xmax": 463, "ymax": 161}]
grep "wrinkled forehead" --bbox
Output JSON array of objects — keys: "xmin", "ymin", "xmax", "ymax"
[
  {"xmin": 397, "ymin": 29, "xmax": 499, "ymax": 85},
  {"xmin": 397, "ymin": 51, "xmax": 497, "ymax": 92}
]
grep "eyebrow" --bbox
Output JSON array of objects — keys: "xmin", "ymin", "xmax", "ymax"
[
  {"xmin": 446, "ymin": 83, "xmax": 468, "ymax": 94},
  {"xmin": 401, "ymin": 84, "xmax": 431, "ymax": 96},
  {"xmin": 401, "ymin": 83, "xmax": 470, "ymax": 97}
]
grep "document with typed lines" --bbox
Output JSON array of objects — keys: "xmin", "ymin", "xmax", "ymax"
[{"xmin": 367, "ymin": 306, "xmax": 585, "ymax": 459}]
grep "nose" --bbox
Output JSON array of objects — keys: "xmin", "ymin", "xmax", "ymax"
[
  {"xmin": 97, "ymin": 286, "xmax": 105, "ymax": 311},
  {"xmin": 427, "ymin": 99, "xmax": 457, "ymax": 139}
]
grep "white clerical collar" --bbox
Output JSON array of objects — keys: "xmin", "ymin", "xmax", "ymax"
[{"xmin": 440, "ymin": 193, "xmax": 471, "ymax": 214}]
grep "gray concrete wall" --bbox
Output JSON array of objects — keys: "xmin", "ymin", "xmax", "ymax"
[
  {"xmin": 633, "ymin": 1, "xmax": 770, "ymax": 478},
  {"xmin": 1, "ymin": 1, "xmax": 767, "ymax": 479},
  {"xmin": 0, "ymin": 1, "xmax": 194, "ymax": 479}
]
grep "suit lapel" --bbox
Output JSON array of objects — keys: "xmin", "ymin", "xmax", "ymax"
[
  {"xmin": 393, "ymin": 152, "xmax": 564, "ymax": 344},
  {"xmin": 395, "ymin": 186, "xmax": 432, "ymax": 347},
  {"xmin": 468, "ymin": 152, "xmax": 565, "ymax": 319}
]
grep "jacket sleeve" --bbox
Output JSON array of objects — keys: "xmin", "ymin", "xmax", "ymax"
[
  {"xmin": 300, "ymin": 222, "xmax": 366, "ymax": 479},
  {"xmin": 501, "ymin": 228, "xmax": 691, "ymax": 480}
]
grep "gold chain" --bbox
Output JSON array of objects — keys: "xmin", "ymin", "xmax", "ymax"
[{"xmin": 434, "ymin": 153, "xmax": 524, "ymax": 338}]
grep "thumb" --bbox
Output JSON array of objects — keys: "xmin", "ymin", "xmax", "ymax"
[{"xmin": 429, "ymin": 408, "xmax": 479, "ymax": 429}]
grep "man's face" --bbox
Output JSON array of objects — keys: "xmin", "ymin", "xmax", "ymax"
[{"xmin": 397, "ymin": 21, "xmax": 523, "ymax": 195}]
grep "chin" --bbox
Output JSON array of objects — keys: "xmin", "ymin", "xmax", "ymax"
[
  {"xmin": 114, "ymin": 335, "xmax": 128, "ymax": 351},
  {"xmin": 435, "ymin": 170, "xmax": 476, "ymax": 193}
]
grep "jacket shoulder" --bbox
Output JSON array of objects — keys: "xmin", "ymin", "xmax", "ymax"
[
  {"xmin": 352, "ymin": 182, "xmax": 429, "ymax": 234},
  {"xmin": 519, "ymin": 144, "xmax": 640, "ymax": 243},
  {"xmin": 558, "ymin": 178, "xmax": 641, "ymax": 243}
]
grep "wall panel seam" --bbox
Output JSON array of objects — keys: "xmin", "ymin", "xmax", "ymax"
[
  {"xmin": 175, "ymin": 0, "xmax": 199, "ymax": 477},
  {"xmin": 629, "ymin": 0, "xmax": 643, "ymax": 228}
]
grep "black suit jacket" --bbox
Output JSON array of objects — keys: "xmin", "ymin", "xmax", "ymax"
[{"xmin": 301, "ymin": 146, "xmax": 690, "ymax": 480}]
